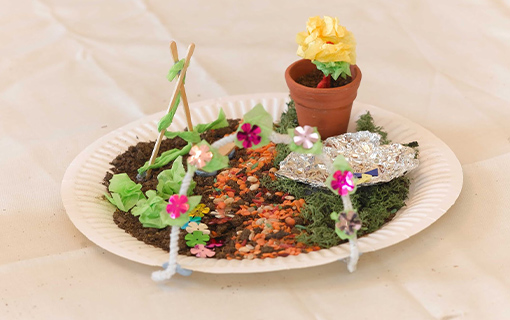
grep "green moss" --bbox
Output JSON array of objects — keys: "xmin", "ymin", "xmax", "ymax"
[
  {"xmin": 272, "ymin": 100, "xmax": 297, "ymax": 168},
  {"xmin": 263, "ymin": 103, "xmax": 412, "ymax": 248},
  {"xmin": 274, "ymin": 100, "xmax": 298, "ymax": 134},
  {"xmin": 356, "ymin": 111, "xmax": 390, "ymax": 145},
  {"xmin": 403, "ymin": 141, "xmax": 420, "ymax": 159},
  {"xmin": 273, "ymin": 144, "xmax": 291, "ymax": 169}
]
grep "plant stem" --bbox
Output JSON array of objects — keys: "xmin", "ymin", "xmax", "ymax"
[{"xmin": 317, "ymin": 74, "xmax": 331, "ymax": 88}]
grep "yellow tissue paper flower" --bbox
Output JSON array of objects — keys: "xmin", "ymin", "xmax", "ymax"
[{"xmin": 296, "ymin": 16, "xmax": 356, "ymax": 64}]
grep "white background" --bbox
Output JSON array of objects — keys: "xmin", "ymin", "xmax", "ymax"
[{"xmin": 1, "ymin": 1, "xmax": 509, "ymax": 319}]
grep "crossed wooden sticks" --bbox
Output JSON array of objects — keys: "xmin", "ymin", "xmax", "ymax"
[{"xmin": 146, "ymin": 42, "xmax": 195, "ymax": 178}]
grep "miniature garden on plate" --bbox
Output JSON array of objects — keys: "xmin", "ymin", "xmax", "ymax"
[{"xmin": 102, "ymin": 16, "xmax": 418, "ymax": 281}]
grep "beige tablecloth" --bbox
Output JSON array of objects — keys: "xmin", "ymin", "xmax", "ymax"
[{"xmin": 1, "ymin": 1, "xmax": 509, "ymax": 319}]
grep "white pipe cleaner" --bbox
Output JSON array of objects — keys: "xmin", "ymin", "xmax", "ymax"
[
  {"xmin": 269, "ymin": 132, "xmax": 292, "ymax": 144},
  {"xmin": 340, "ymin": 194, "xmax": 359, "ymax": 273},
  {"xmin": 152, "ymin": 166, "xmax": 196, "ymax": 282},
  {"xmin": 211, "ymin": 134, "xmax": 236, "ymax": 149}
]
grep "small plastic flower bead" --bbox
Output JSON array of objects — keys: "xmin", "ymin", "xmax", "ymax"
[
  {"xmin": 236, "ymin": 123, "xmax": 262, "ymax": 148},
  {"xmin": 212, "ymin": 210, "xmax": 226, "ymax": 219},
  {"xmin": 187, "ymin": 144, "xmax": 213, "ymax": 169},
  {"xmin": 293, "ymin": 125, "xmax": 319, "ymax": 149},
  {"xmin": 205, "ymin": 238, "xmax": 224, "ymax": 249},
  {"xmin": 185, "ymin": 231, "xmax": 210, "ymax": 247},
  {"xmin": 181, "ymin": 216, "xmax": 201, "ymax": 230},
  {"xmin": 190, "ymin": 244, "xmax": 216, "ymax": 258},
  {"xmin": 185, "ymin": 222, "xmax": 211, "ymax": 235},
  {"xmin": 335, "ymin": 210, "xmax": 361, "ymax": 236},
  {"xmin": 330, "ymin": 170, "xmax": 355, "ymax": 196},
  {"xmin": 189, "ymin": 203, "xmax": 210, "ymax": 218},
  {"xmin": 166, "ymin": 194, "xmax": 189, "ymax": 219}
]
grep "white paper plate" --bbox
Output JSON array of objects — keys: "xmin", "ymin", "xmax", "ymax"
[{"xmin": 61, "ymin": 93, "xmax": 463, "ymax": 273}]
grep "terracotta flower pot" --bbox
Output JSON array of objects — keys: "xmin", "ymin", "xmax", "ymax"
[{"xmin": 285, "ymin": 59, "xmax": 362, "ymax": 139}]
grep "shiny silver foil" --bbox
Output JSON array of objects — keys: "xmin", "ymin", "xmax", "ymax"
[{"xmin": 276, "ymin": 131, "xmax": 419, "ymax": 187}]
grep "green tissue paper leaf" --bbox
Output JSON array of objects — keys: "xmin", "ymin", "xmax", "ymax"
[
  {"xmin": 160, "ymin": 195, "xmax": 202, "ymax": 227},
  {"xmin": 156, "ymin": 156, "xmax": 196, "ymax": 198},
  {"xmin": 167, "ymin": 59, "xmax": 185, "ymax": 82},
  {"xmin": 163, "ymin": 108, "xmax": 228, "ymax": 140},
  {"xmin": 313, "ymin": 61, "xmax": 352, "ymax": 80},
  {"xmin": 157, "ymin": 92, "xmax": 181, "ymax": 132},
  {"xmin": 131, "ymin": 190, "xmax": 169, "ymax": 228},
  {"xmin": 164, "ymin": 130, "xmax": 201, "ymax": 143},
  {"xmin": 138, "ymin": 143, "xmax": 192, "ymax": 174},
  {"xmin": 235, "ymin": 104, "xmax": 273, "ymax": 149},
  {"xmin": 105, "ymin": 173, "xmax": 146, "ymax": 212},
  {"xmin": 194, "ymin": 108, "xmax": 229, "ymax": 133}
]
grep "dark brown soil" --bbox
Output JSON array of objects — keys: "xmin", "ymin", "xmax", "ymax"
[
  {"xmin": 105, "ymin": 120, "xmax": 307, "ymax": 259},
  {"xmin": 103, "ymin": 119, "xmax": 240, "ymax": 193},
  {"xmin": 105, "ymin": 120, "xmax": 244, "ymax": 253},
  {"xmin": 296, "ymin": 69, "xmax": 352, "ymax": 88}
]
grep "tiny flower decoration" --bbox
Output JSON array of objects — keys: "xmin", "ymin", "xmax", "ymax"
[
  {"xmin": 181, "ymin": 216, "xmax": 201, "ymax": 230},
  {"xmin": 185, "ymin": 222, "xmax": 211, "ymax": 235},
  {"xmin": 189, "ymin": 203, "xmax": 210, "ymax": 218},
  {"xmin": 187, "ymin": 144, "xmax": 213, "ymax": 169},
  {"xmin": 326, "ymin": 155, "xmax": 357, "ymax": 196},
  {"xmin": 237, "ymin": 123, "xmax": 261, "ymax": 149},
  {"xmin": 235, "ymin": 104, "xmax": 273, "ymax": 150},
  {"xmin": 190, "ymin": 244, "xmax": 216, "ymax": 258},
  {"xmin": 161, "ymin": 194, "xmax": 202, "ymax": 228},
  {"xmin": 190, "ymin": 140, "xmax": 229, "ymax": 173},
  {"xmin": 166, "ymin": 194, "xmax": 189, "ymax": 219},
  {"xmin": 330, "ymin": 170, "xmax": 355, "ymax": 196},
  {"xmin": 288, "ymin": 125, "xmax": 322, "ymax": 154},
  {"xmin": 185, "ymin": 231, "xmax": 210, "ymax": 247},
  {"xmin": 294, "ymin": 125, "xmax": 318, "ymax": 149},
  {"xmin": 296, "ymin": 16, "xmax": 356, "ymax": 87},
  {"xmin": 331, "ymin": 210, "xmax": 362, "ymax": 240},
  {"xmin": 206, "ymin": 238, "xmax": 224, "ymax": 249}
]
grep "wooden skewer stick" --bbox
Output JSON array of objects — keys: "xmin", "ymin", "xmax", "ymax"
[
  {"xmin": 145, "ymin": 43, "xmax": 195, "ymax": 178},
  {"xmin": 170, "ymin": 41, "xmax": 194, "ymax": 133}
]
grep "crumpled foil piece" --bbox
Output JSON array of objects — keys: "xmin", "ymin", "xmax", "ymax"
[{"xmin": 276, "ymin": 131, "xmax": 419, "ymax": 187}]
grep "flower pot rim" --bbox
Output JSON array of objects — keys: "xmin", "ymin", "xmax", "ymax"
[{"xmin": 285, "ymin": 59, "xmax": 362, "ymax": 92}]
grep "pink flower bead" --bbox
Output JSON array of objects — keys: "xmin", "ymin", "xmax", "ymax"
[
  {"xmin": 166, "ymin": 194, "xmax": 189, "ymax": 219},
  {"xmin": 188, "ymin": 144, "xmax": 213, "ymax": 169},
  {"xmin": 293, "ymin": 125, "xmax": 319, "ymax": 149},
  {"xmin": 236, "ymin": 123, "xmax": 262, "ymax": 149},
  {"xmin": 331, "ymin": 170, "xmax": 355, "ymax": 196},
  {"xmin": 190, "ymin": 244, "xmax": 216, "ymax": 258}
]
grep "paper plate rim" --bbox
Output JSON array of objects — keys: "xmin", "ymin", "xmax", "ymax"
[{"xmin": 61, "ymin": 92, "xmax": 463, "ymax": 273}]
